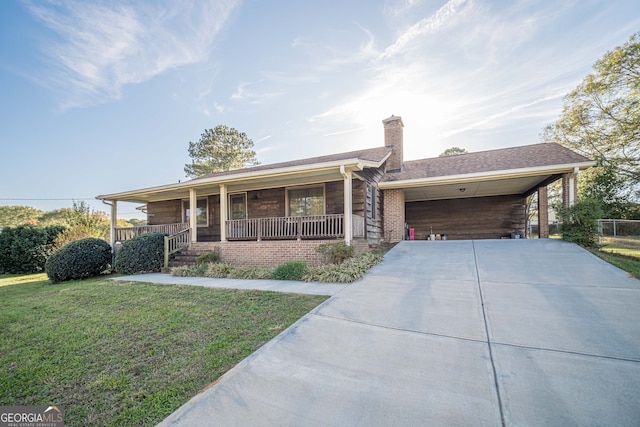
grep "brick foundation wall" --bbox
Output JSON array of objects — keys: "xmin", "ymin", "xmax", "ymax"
[
  {"xmin": 190, "ymin": 239, "xmax": 370, "ymax": 267},
  {"xmin": 383, "ymin": 189, "xmax": 405, "ymax": 242}
]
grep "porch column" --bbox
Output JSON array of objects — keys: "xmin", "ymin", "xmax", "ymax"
[
  {"xmin": 219, "ymin": 184, "xmax": 227, "ymax": 242},
  {"xmin": 109, "ymin": 200, "xmax": 117, "ymax": 252},
  {"xmin": 189, "ymin": 188, "xmax": 197, "ymax": 243},
  {"xmin": 538, "ymin": 186, "xmax": 549, "ymax": 238},
  {"xmin": 342, "ymin": 166, "xmax": 353, "ymax": 245}
]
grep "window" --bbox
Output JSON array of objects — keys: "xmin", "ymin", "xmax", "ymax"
[
  {"xmin": 288, "ymin": 186, "xmax": 324, "ymax": 216},
  {"xmin": 183, "ymin": 199, "xmax": 208, "ymax": 226},
  {"xmin": 229, "ymin": 193, "xmax": 247, "ymax": 220}
]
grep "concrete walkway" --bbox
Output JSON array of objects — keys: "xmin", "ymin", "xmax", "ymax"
[
  {"xmin": 153, "ymin": 240, "xmax": 640, "ymax": 426},
  {"xmin": 112, "ymin": 273, "xmax": 348, "ymax": 296}
]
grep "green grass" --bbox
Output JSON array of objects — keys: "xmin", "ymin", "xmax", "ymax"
[
  {"xmin": 591, "ymin": 250, "xmax": 640, "ymax": 279},
  {"xmin": 0, "ymin": 274, "xmax": 327, "ymax": 426},
  {"xmin": 599, "ymin": 236, "xmax": 640, "ymax": 259}
]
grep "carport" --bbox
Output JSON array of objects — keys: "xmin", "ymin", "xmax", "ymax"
[{"xmin": 379, "ymin": 143, "xmax": 595, "ymax": 241}]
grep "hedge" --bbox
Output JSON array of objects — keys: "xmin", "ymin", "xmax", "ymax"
[{"xmin": 0, "ymin": 225, "xmax": 65, "ymax": 274}]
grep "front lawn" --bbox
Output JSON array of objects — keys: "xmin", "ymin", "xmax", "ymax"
[
  {"xmin": 0, "ymin": 274, "xmax": 327, "ymax": 426},
  {"xmin": 591, "ymin": 250, "xmax": 640, "ymax": 279}
]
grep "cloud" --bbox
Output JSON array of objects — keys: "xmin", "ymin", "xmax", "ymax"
[
  {"xmin": 230, "ymin": 82, "xmax": 284, "ymax": 104},
  {"xmin": 380, "ymin": 0, "xmax": 468, "ymax": 59},
  {"xmin": 25, "ymin": 0, "xmax": 240, "ymax": 109}
]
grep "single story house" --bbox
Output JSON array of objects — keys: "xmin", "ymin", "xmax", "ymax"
[{"xmin": 97, "ymin": 115, "xmax": 594, "ymax": 266}]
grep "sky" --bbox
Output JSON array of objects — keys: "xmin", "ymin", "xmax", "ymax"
[{"xmin": 0, "ymin": 0, "xmax": 638, "ymax": 219}]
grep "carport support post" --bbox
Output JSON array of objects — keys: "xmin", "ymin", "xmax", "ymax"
[
  {"xmin": 562, "ymin": 169, "xmax": 578, "ymax": 209},
  {"xmin": 538, "ymin": 186, "xmax": 549, "ymax": 238},
  {"xmin": 189, "ymin": 188, "xmax": 197, "ymax": 243}
]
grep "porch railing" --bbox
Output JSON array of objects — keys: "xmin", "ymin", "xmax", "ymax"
[
  {"xmin": 114, "ymin": 223, "xmax": 189, "ymax": 242},
  {"xmin": 226, "ymin": 214, "xmax": 365, "ymax": 241},
  {"xmin": 164, "ymin": 228, "xmax": 191, "ymax": 268}
]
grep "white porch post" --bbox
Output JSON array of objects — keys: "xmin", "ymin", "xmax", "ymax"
[
  {"xmin": 189, "ymin": 188, "xmax": 198, "ymax": 243},
  {"xmin": 220, "ymin": 184, "xmax": 227, "ymax": 242},
  {"xmin": 109, "ymin": 200, "xmax": 117, "ymax": 251},
  {"xmin": 342, "ymin": 166, "xmax": 353, "ymax": 245}
]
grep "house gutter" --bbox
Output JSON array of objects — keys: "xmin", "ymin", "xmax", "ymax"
[{"xmin": 378, "ymin": 161, "xmax": 596, "ymax": 190}]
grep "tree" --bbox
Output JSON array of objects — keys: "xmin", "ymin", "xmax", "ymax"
[
  {"xmin": 0, "ymin": 206, "xmax": 43, "ymax": 227},
  {"xmin": 439, "ymin": 147, "xmax": 468, "ymax": 157},
  {"xmin": 578, "ymin": 162, "xmax": 640, "ymax": 219},
  {"xmin": 184, "ymin": 125, "xmax": 259, "ymax": 178},
  {"xmin": 544, "ymin": 32, "xmax": 640, "ymax": 192},
  {"xmin": 51, "ymin": 201, "xmax": 111, "ymax": 248}
]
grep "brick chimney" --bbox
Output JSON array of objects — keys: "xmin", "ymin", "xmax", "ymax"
[{"xmin": 382, "ymin": 115, "xmax": 404, "ymax": 172}]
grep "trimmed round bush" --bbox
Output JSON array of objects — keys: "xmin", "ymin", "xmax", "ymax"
[
  {"xmin": 272, "ymin": 261, "xmax": 307, "ymax": 281},
  {"xmin": 45, "ymin": 238, "xmax": 112, "ymax": 283},
  {"xmin": 114, "ymin": 232, "xmax": 166, "ymax": 275}
]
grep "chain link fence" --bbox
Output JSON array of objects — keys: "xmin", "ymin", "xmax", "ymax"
[{"xmin": 598, "ymin": 219, "xmax": 640, "ymax": 247}]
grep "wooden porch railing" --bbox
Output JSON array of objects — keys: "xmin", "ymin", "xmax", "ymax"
[
  {"xmin": 114, "ymin": 223, "xmax": 189, "ymax": 242},
  {"xmin": 226, "ymin": 214, "xmax": 365, "ymax": 241},
  {"xmin": 164, "ymin": 228, "xmax": 191, "ymax": 268}
]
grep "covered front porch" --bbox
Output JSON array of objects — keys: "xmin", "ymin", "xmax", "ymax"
[{"xmin": 99, "ymin": 156, "xmax": 383, "ymax": 259}]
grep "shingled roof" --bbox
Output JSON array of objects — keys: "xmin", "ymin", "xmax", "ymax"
[
  {"xmin": 191, "ymin": 146, "xmax": 391, "ymax": 182},
  {"xmin": 381, "ymin": 143, "xmax": 592, "ymax": 183}
]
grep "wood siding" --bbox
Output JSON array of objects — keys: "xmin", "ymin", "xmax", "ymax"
[
  {"xmin": 147, "ymin": 200, "xmax": 182, "ymax": 225},
  {"xmin": 359, "ymin": 167, "xmax": 385, "ymax": 243},
  {"xmin": 405, "ymin": 195, "xmax": 527, "ymax": 240}
]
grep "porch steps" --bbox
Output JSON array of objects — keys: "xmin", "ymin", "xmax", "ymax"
[{"xmin": 161, "ymin": 248, "xmax": 212, "ymax": 273}]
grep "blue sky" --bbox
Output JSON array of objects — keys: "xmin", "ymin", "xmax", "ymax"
[{"xmin": 0, "ymin": 0, "xmax": 638, "ymax": 219}]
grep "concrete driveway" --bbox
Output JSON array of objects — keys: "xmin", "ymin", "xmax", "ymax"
[{"xmin": 158, "ymin": 239, "xmax": 640, "ymax": 426}]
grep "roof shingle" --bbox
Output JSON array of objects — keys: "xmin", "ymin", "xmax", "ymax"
[
  {"xmin": 381, "ymin": 143, "xmax": 592, "ymax": 182},
  {"xmin": 190, "ymin": 146, "xmax": 390, "ymax": 182}
]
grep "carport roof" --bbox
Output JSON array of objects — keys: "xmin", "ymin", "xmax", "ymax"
[
  {"xmin": 379, "ymin": 143, "xmax": 595, "ymax": 202},
  {"xmin": 381, "ymin": 143, "xmax": 592, "ymax": 183}
]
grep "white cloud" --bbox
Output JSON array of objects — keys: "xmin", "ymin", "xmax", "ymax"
[
  {"xmin": 380, "ymin": 0, "xmax": 468, "ymax": 59},
  {"xmin": 230, "ymin": 82, "xmax": 284, "ymax": 104},
  {"xmin": 26, "ymin": 0, "xmax": 240, "ymax": 109}
]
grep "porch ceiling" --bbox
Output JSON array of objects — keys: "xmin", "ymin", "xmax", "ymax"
[{"xmin": 401, "ymin": 174, "xmax": 558, "ymax": 202}]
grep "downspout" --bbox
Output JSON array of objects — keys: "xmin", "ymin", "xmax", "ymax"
[{"xmin": 340, "ymin": 165, "xmax": 353, "ymax": 246}]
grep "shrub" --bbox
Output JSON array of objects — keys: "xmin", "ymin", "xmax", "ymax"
[
  {"xmin": 558, "ymin": 198, "xmax": 602, "ymax": 248},
  {"xmin": 0, "ymin": 225, "xmax": 66, "ymax": 274},
  {"xmin": 45, "ymin": 238, "xmax": 112, "ymax": 283},
  {"xmin": 196, "ymin": 252, "xmax": 219, "ymax": 265},
  {"xmin": 205, "ymin": 263, "xmax": 233, "ymax": 278},
  {"xmin": 114, "ymin": 232, "xmax": 166, "ymax": 275},
  {"xmin": 171, "ymin": 265, "xmax": 198, "ymax": 277},
  {"xmin": 272, "ymin": 261, "xmax": 307, "ymax": 281},
  {"xmin": 303, "ymin": 252, "xmax": 383, "ymax": 283},
  {"xmin": 228, "ymin": 266, "xmax": 274, "ymax": 279},
  {"xmin": 316, "ymin": 241, "xmax": 355, "ymax": 264}
]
